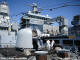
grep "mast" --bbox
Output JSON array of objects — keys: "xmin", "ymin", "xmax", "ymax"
[{"xmin": 32, "ymin": 3, "xmax": 40, "ymax": 14}]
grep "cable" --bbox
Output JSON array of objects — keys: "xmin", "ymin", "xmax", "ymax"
[
  {"xmin": 42, "ymin": 4, "xmax": 80, "ymax": 11},
  {"xmin": 10, "ymin": 4, "xmax": 80, "ymax": 17},
  {"xmin": 10, "ymin": 0, "xmax": 80, "ymax": 17},
  {"xmin": 57, "ymin": 0, "xmax": 80, "ymax": 5},
  {"xmin": 46, "ymin": 0, "xmax": 80, "ymax": 8},
  {"xmin": 68, "ymin": 4, "xmax": 80, "ymax": 6}
]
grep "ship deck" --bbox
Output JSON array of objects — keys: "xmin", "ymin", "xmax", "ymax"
[{"xmin": 0, "ymin": 48, "xmax": 80, "ymax": 60}]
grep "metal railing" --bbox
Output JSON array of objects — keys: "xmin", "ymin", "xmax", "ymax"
[{"xmin": 0, "ymin": 43, "xmax": 16, "ymax": 48}]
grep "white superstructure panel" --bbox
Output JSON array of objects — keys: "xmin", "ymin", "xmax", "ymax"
[
  {"xmin": 0, "ymin": 30, "xmax": 16, "ymax": 47},
  {"xmin": 16, "ymin": 28, "xmax": 33, "ymax": 48},
  {"xmin": 30, "ymin": 18, "xmax": 44, "ymax": 25}
]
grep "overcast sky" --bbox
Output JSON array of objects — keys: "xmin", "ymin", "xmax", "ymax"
[{"xmin": 1, "ymin": 0, "xmax": 80, "ymax": 27}]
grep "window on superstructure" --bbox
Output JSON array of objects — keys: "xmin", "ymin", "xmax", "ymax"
[
  {"xmin": 37, "ymin": 16, "xmax": 39, "ymax": 19},
  {"xmin": 44, "ymin": 18, "xmax": 47, "ymax": 20},
  {"xmin": 74, "ymin": 40, "xmax": 80, "ymax": 46},
  {"xmin": 28, "ymin": 15, "xmax": 30, "ymax": 17},
  {"xmin": 20, "ymin": 19, "xmax": 26, "ymax": 28},
  {"xmin": 45, "ymin": 18, "xmax": 47, "ymax": 20},
  {"xmin": 28, "ymin": 14, "xmax": 48, "ymax": 20},
  {"xmin": 63, "ymin": 40, "xmax": 73, "ymax": 46},
  {"xmin": 42, "ymin": 17, "xmax": 44, "ymax": 20},
  {"xmin": 74, "ymin": 16, "xmax": 79, "ymax": 20},
  {"xmin": 37, "ymin": 16, "xmax": 40, "ymax": 19},
  {"xmin": 26, "ymin": 19, "xmax": 29, "ymax": 22},
  {"xmin": 40, "ymin": 17, "xmax": 42, "ymax": 19},
  {"xmin": 54, "ymin": 40, "xmax": 59, "ymax": 44}
]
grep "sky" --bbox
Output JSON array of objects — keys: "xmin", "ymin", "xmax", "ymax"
[{"xmin": 1, "ymin": 0, "xmax": 80, "ymax": 27}]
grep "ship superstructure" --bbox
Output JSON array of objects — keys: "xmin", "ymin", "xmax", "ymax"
[
  {"xmin": 20, "ymin": 3, "xmax": 68, "ymax": 36},
  {"xmin": 0, "ymin": 0, "xmax": 18, "ymax": 48},
  {"xmin": 0, "ymin": 0, "xmax": 10, "ymax": 27},
  {"xmin": 20, "ymin": 3, "xmax": 59, "ymax": 36},
  {"xmin": 20, "ymin": 3, "xmax": 51, "ymax": 28}
]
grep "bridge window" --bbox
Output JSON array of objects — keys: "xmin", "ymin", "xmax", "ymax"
[
  {"xmin": 63, "ymin": 40, "xmax": 73, "ymax": 46},
  {"xmin": 54, "ymin": 40, "xmax": 59, "ymax": 44},
  {"xmin": 27, "ymin": 14, "xmax": 48, "ymax": 20},
  {"xmin": 74, "ymin": 40, "xmax": 80, "ymax": 46}
]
